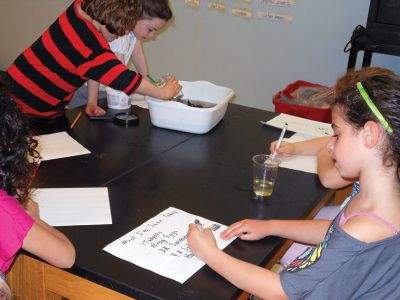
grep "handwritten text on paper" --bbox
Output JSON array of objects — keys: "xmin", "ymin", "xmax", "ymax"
[{"xmin": 103, "ymin": 207, "xmax": 235, "ymax": 283}]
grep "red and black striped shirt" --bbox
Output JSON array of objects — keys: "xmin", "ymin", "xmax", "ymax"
[{"xmin": 6, "ymin": 0, "xmax": 142, "ymax": 118}]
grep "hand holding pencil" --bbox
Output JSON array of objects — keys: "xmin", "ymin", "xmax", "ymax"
[
  {"xmin": 270, "ymin": 123, "xmax": 288, "ymax": 158},
  {"xmin": 187, "ymin": 222, "xmax": 218, "ymax": 262},
  {"xmin": 269, "ymin": 140, "xmax": 295, "ymax": 157}
]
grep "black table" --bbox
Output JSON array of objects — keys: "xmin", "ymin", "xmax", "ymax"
[{"xmin": 18, "ymin": 104, "xmax": 329, "ymax": 299}]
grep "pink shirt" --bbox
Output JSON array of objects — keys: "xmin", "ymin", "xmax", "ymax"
[{"xmin": 0, "ymin": 189, "xmax": 34, "ymax": 273}]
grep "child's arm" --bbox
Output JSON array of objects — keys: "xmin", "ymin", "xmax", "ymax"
[
  {"xmin": 220, "ymin": 219, "xmax": 331, "ymax": 245},
  {"xmin": 270, "ymin": 136, "xmax": 332, "ymax": 156},
  {"xmin": 136, "ymin": 76, "xmax": 181, "ymax": 99},
  {"xmin": 187, "ymin": 225, "xmax": 288, "ymax": 299},
  {"xmin": 22, "ymin": 200, "xmax": 75, "ymax": 268},
  {"xmin": 85, "ymin": 80, "xmax": 106, "ymax": 117},
  {"xmin": 131, "ymin": 40, "xmax": 148, "ymax": 77},
  {"xmin": 270, "ymin": 136, "xmax": 354, "ymax": 189},
  {"xmin": 317, "ymin": 148, "xmax": 354, "ymax": 189},
  {"xmin": 129, "ymin": 41, "xmax": 180, "ymax": 99}
]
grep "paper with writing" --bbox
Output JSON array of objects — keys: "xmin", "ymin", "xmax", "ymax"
[
  {"xmin": 35, "ymin": 132, "xmax": 90, "ymax": 161},
  {"xmin": 103, "ymin": 207, "xmax": 235, "ymax": 283},
  {"xmin": 262, "ymin": 113, "xmax": 333, "ymax": 137},
  {"xmin": 33, "ymin": 188, "xmax": 112, "ymax": 226}
]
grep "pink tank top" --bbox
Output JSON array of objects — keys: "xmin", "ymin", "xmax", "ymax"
[{"xmin": 340, "ymin": 212, "xmax": 398, "ymax": 235}]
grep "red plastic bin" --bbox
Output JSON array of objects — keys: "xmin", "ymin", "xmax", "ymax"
[{"xmin": 272, "ymin": 80, "xmax": 332, "ymax": 123}]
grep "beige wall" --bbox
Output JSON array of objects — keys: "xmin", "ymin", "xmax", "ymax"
[{"xmin": 0, "ymin": 0, "xmax": 72, "ymax": 70}]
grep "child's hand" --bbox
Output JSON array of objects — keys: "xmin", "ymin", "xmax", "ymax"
[
  {"xmin": 85, "ymin": 103, "xmax": 106, "ymax": 117},
  {"xmin": 220, "ymin": 219, "xmax": 269, "ymax": 241},
  {"xmin": 161, "ymin": 76, "xmax": 182, "ymax": 100},
  {"xmin": 187, "ymin": 224, "xmax": 219, "ymax": 261},
  {"xmin": 269, "ymin": 141, "xmax": 294, "ymax": 157},
  {"xmin": 24, "ymin": 199, "xmax": 40, "ymax": 219}
]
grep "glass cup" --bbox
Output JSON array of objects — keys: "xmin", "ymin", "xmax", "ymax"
[
  {"xmin": 156, "ymin": 74, "xmax": 183, "ymax": 99},
  {"xmin": 252, "ymin": 154, "xmax": 280, "ymax": 197}
]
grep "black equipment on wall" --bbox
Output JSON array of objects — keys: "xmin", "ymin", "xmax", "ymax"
[
  {"xmin": 366, "ymin": 0, "xmax": 400, "ymax": 44},
  {"xmin": 346, "ymin": 0, "xmax": 400, "ymax": 69}
]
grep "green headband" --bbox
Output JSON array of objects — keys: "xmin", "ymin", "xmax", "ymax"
[{"xmin": 356, "ymin": 82, "xmax": 393, "ymax": 134}]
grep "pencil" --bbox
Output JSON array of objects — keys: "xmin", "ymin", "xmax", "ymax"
[
  {"xmin": 271, "ymin": 123, "xmax": 288, "ymax": 160},
  {"xmin": 70, "ymin": 111, "xmax": 83, "ymax": 129},
  {"xmin": 194, "ymin": 219, "xmax": 204, "ymax": 231}
]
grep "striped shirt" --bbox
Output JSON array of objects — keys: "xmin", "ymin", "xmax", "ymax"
[{"xmin": 6, "ymin": 0, "xmax": 142, "ymax": 118}]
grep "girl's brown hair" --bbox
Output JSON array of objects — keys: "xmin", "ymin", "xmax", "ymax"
[
  {"xmin": 334, "ymin": 69, "xmax": 400, "ymax": 167},
  {"xmin": 81, "ymin": 0, "xmax": 142, "ymax": 36},
  {"xmin": 141, "ymin": 0, "xmax": 173, "ymax": 21}
]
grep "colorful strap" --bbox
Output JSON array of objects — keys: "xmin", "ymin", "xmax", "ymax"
[{"xmin": 356, "ymin": 82, "xmax": 393, "ymax": 134}]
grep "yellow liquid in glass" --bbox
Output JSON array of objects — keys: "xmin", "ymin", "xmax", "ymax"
[{"xmin": 253, "ymin": 179, "xmax": 273, "ymax": 197}]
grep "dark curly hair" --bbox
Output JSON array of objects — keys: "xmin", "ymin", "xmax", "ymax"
[
  {"xmin": 81, "ymin": 0, "xmax": 142, "ymax": 36},
  {"xmin": 0, "ymin": 81, "xmax": 40, "ymax": 205},
  {"xmin": 334, "ymin": 70, "xmax": 400, "ymax": 168}
]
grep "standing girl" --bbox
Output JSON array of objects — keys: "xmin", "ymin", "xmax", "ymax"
[
  {"xmin": 71, "ymin": 0, "xmax": 174, "ymax": 116},
  {"xmin": 0, "ymin": 83, "xmax": 75, "ymax": 298},
  {"xmin": 188, "ymin": 70, "xmax": 400, "ymax": 299}
]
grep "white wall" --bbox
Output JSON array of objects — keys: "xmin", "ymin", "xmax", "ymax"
[
  {"xmin": 144, "ymin": 0, "xmax": 400, "ymax": 110},
  {"xmin": 1, "ymin": 0, "xmax": 399, "ymax": 111},
  {"xmin": 0, "ymin": 0, "xmax": 72, "ymax": 70}
]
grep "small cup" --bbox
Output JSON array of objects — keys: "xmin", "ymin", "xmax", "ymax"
[
  {"xmin": 106, "ymin": 87, "xmax": 131, "ymax": 110},
  {"xmin": 252, "ymin": 154, "xmax": 280, "ymax": 197}
]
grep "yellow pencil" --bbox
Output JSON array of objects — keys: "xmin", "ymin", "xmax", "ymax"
[{"xmin": 70, "ymin": 111, "xmax": 83, "ymax": 129}]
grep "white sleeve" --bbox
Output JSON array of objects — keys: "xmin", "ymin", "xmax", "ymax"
[
  {"xmin": 109, "ymin": 33, "xmax": 137, "ymax": 65},
  {"xmin": 109, "ymin": 33, "xmax": 132, "ymax": 54}
]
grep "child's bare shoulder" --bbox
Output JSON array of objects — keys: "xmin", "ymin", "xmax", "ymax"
[{"xmin": 341, "ymin": 214, "xmax": 396, "ymax": 243}]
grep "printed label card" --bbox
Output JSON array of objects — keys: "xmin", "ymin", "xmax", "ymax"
[
  {"xmin": 208, "ymin": 1, "xmax": 227, "ymax": 11},
  {"xmin": 235, "ymin": 0, "xmax": 252, "ymax": 3},
  {"xmin": 257, "ymin": 11, "xmax": 294, "ymax": 23},
  {"xmin": 232, "ymin": 7, "xmax": 253, "ymax": 19},
  {"xmin": 259, "ymin": 0, "xmax": 296, "ymax": 7},
  {"xmin": 185, "ymin": 0, "xmax": 200, "ymax": 8}
]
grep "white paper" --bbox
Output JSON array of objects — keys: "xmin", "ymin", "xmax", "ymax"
[
  {"xmin": 277, "ymin": 133, "xmax": 317, "ymax": 174},
  {"xmin": 103, "ymin": 207, "xmax": 235, "ymax": 284},
  {"xmin": 33, "ymin": 188, "xmax": 112, "ymax": 226},
  {"xmin": 262, "ymin": 113, "xmax": 333, "ymax": 137},
  {"xmin": 35, "ymin": 132, "xmax": 90, "ymax": 161}
]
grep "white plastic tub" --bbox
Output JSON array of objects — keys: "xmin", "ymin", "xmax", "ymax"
[{"xmin": 146, "ymin": 81, "xmax": 234, "ymax": 134}]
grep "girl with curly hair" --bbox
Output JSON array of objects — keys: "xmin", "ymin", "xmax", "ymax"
[{"xmin": 0, "ymin": 82, "xmax": 75, "ymax": 298}]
